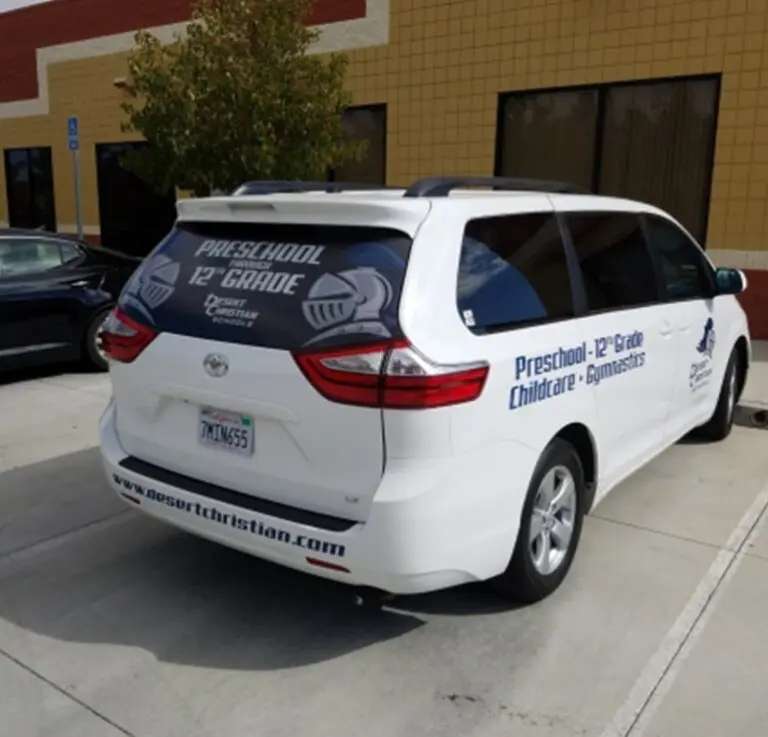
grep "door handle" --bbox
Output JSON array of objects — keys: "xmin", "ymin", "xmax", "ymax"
[
  {"xmin": 660, "ymin": 321, "xmax": 673, "ymax": 337},
  {"xmin": 70, "ymin": 280, "xmax": 90, "ymax": 287}
]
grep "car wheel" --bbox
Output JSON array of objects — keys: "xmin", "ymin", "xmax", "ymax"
[
  {"xmin": 83, "ymin": 307, "xmax": 113, "ymax": 371},
  {"xmin": 695, "ymin": 349, "xmax": 739, "ymax": 442},
  {"xmin": 492, "ymin": 438, "xmax": 585, "ymax": 604}
]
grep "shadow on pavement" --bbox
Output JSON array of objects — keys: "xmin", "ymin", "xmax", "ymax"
[
  {"xmin": 0, "ymin": 447, "xmax": 517, "ymax": 672},
  {"xmin": 734, "ymin": 404, "xmax": 768, "ymax": 430},
  {"xmin": 0, "ymin": 360, "xmax": 89, "ymax": 387},
  {"xmin": 0, "ymin": 448, "xmax": 126, "ymax": 557}
]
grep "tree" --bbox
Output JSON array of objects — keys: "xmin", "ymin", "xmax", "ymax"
[{"xmin": 120, "ymin": 0, "xmax": 363, "ymax": 196}]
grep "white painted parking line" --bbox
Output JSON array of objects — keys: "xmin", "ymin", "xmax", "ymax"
[{"xmin": 600, "ymin": 479, "xmax": 768, "ymax": 737}]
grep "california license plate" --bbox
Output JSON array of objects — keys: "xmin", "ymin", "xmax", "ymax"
[{"xmin": 198, "ymin": 406, "xmax": 254, "ymax": 457}]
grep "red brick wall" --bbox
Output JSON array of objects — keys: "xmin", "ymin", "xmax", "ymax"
[
  {"xmin": 0, "ymin": 0, "xmax": 365, "ymax": 103},
  {"xmin": 739, "ymin": 269, "xmax": 768, "ymax": 341}
]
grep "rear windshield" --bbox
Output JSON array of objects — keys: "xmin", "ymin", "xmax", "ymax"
[{"xmin": 118, "ymin": 221, "xmax": 412, "ymax": 351}]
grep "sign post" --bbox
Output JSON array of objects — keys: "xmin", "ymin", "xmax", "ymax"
[{"xmin": 67, "ymin": 116, "xmax": 83, "ymax": 240}]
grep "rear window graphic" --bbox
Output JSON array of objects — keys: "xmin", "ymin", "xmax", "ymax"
[{"xmin": 118, "ymin": 222, "xmax": 412, "ymax": 351}]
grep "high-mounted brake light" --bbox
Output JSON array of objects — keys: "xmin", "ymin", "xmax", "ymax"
[
  {"xmin": 293, "ymin": 339, "xmax": 489, "ymax": 409},
  {"xmin": 100, "ymin": 307, "xmax": 158, "ymax": 363}
]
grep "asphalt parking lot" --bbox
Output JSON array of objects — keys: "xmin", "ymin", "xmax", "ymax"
[{"xmin": 1, "ymin": 347, "xmax": 768, "ymax": 737}]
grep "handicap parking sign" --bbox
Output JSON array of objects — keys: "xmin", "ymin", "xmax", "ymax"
[{"xmin": 68, "ymin": 116, "xmax": 79, "ymax": 150}]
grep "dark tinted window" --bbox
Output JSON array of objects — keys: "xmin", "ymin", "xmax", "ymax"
[
  {"xmin": 457, "ymin": 213, "xmax": 573, "ymax": 333},
  {"xmin": 59, "ymin": 241, "xmax": 83, "ymax": 265},
  {"xmin": 567, "ymin": 212, "xmax": 659, "ymax": 311},
  {"xmin": 3, "ymin": 148, "xmax": 56, "ymax": 232},
  {"xmin": 497, "ymin": 89, "xmax": 598, "ymax": 192},
  {"xmin": 118, "ymin": 222, "xmax": 412, "ymax": 351},
  {"xmin": 329, "ymin": 105, "xmax": 387, "ymax": 185},
  {"xmin": 96, "ymin": 142, "xmax": 177, "ymax": 259},
  {"xmin": 0, "ymin": 239, "xmax": 62, "ymax": 278},
  {"xmin": 645, "ymin": 215, "xmax": 713, "ymax": 300},
  {"xmin": 598, "ymin": 79, "xmax": 719, "ymax": 242},
  {"xmin": 498, "ymin": 75, "xmax": 719, "ymax": 241}
]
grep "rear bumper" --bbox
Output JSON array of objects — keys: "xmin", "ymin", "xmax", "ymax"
[{"xmin": 99, "ymin": 401, "xmax": 534, "ymax": 595}]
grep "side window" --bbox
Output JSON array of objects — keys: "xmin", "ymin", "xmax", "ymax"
[
  {"xmin": 59, "ymin": 240, "xmax": 83, "ymax": 265},
  {"xmin": 0, "ymin": 239, "xmax": 63, "ymax": 278},
  {"xmin": 457, "ymin": 212, "xmax": 574, "ymax": 333},
  {"xmin": 645, "ymin": 215, "xmax": 713, "ymax": 300},
  {"xmin": 566, "ymin": 212, "xmax": 659, "ymax": 312}
]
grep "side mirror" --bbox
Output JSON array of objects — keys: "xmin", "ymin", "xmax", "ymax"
[{"xmin": 715, "ymin": 267, "xmax": 747, "ymax": 295}]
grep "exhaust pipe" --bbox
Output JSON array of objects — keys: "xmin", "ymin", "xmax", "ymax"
[
  {"xmin": 353, "ymin": 587, "xmax": 395, "ymax": 610},
  {"xmin": 751, "ymin": 409, "xmax": 768, "ymax": 428}
]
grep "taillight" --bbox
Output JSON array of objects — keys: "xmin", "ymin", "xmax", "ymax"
[
  {"xmin": 100, "ymin": 307, "xmax": 158, "ymax": 363},
  {"xmin": 293, "ymin": 339, "xmax": 489, "ymax": 409}
]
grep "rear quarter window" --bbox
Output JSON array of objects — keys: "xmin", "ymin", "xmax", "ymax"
[
  {"xmin": 118, "ymin": 221, "xmax": 412, "ymax": 351},
  {"xmin": 456, "ymin": 212, "xmax": 574, "ymax": 333}
]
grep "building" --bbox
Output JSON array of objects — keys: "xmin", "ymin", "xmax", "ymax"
[{"xmin": 1, "ymin": 0, "xmax": 767, "ymax": 337}]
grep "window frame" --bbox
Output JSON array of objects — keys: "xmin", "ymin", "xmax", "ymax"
[
  {"xmin": 495, "ymin": 73, "xmax": 722, "ymax": 245},
  {"xmin": 641, "ymin": 213, "xmax": 717, "ymax": 304},
  {"xmin": 454, "ymin": 209, "xmax": 584, "ymax": 336},
  {"xmin": 559, "ymin": 209, "xmax": 663, "ymax": 317},
  {"xmin": 56, "ymin": 238, "xmax": 86, "ymax": 267}
]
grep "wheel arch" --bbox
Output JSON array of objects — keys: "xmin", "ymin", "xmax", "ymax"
[
  {"xmin": 80, "ymin": 302, "xmax": 115, "ymax": 367},
  {"xmin": 734, "ymin": 335, "xmax": 750, "ymax": 404},
  {"xmin": 553, "ymin": 422, "xmax": 598, "ymax": 514}
]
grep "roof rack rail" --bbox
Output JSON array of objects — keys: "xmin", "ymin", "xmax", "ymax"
[
  {"xmin": 232, "ymin": 180, "xmax": 396, "ymax": 196},
  {"xmin": 402, "ymin": 176, "xmax": 589, "ymax": 198}
]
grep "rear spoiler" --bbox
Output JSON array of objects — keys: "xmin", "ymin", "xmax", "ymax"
[{"xmin": 175, "ymin": 196, "xmax": 431, "ymax": 238}]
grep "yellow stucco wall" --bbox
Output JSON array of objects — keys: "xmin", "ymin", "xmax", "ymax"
[
  {"xmin": 1, "ymin": 0, "xmax": 768, "ymax": 257},
  {"xmin": 0, "ymin": 51, "xmax": 142, "ymax": 231}
]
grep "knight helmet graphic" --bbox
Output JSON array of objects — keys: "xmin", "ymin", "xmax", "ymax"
[
  {"xmin": 302, "ymin": 267, "xmax": 394, "ymax": 340},
  {"xmin": 302, "ymin": 267, "xmax": 393, "ymax": 330},
  {"xmin": 696, "ymin": 317, "xmax": 716, "ymax": 359},
  {"xmin": 121, "ymin": 254, "xmax": 180, "ymax": 324}
]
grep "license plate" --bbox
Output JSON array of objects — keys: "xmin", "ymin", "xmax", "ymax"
[{"xmin": 198, "ymin": 406, "xmax": 254, "ymax": 457}]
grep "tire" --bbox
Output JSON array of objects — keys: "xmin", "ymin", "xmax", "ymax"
[
  {"xmin": 83, "ymin": 307, "xmax": 113, "ymax": 371},
  {"xmin": 492, "ymin": 438, "xmax": 586, "ymax": 604},
  {"xmin": 695, "ymin": 349, "xmax": 739, "ymax": 442}
]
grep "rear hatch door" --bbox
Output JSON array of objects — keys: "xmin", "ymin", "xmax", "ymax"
[{"xmin": 110, "ymin": 197, "xmax": 428, "ymax": 521}]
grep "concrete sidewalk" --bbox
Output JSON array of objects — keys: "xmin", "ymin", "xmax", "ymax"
[{"xmin": 0, "ymin": 368, "xmax": 111, "ymax": 473}]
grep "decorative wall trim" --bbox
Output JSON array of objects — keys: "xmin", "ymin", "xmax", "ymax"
[
  {"xmin": 0, "ymin": 0, "xmax": 388, "ymax": 121},
  {"xmin": 707, "ymin": 249, "xmax": 768, "ymax": 271},
  {"xmin": 58, "ymin": 224, "xmax": 101, "ymax": 236},
  {"xmin": 0, "ymin": 221, "xmax": 101, "ymax": 236}
]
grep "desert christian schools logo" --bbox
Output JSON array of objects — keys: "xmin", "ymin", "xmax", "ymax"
[
  {"xmin": 690, "ymin": 317, "xmax": 716, "ymax": 391},
  {"xmin": 696, "ymin": 317, "xmax": 716, "ymax": 359}
]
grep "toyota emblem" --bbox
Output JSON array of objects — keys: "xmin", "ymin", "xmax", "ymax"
[{"xmin": 203, "ymin": 353, "xmax": 229, "ymax": 378}]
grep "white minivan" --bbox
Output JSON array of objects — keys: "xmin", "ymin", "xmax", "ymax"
[{"xmin": 99, "ymin": 177, "xmax": 751, "ymax": 604}]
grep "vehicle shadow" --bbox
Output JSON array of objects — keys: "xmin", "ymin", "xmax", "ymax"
[
  {"xmin": 734, "ymin": 403, "xmax": 768, "ymax": 430},
  {"xmin": 0, "ymin": 359, "xmax": 95, "ymax": 387},
  {"xmin": 0, "ymin": 448, "xmax": 512, "ymax": 673}
]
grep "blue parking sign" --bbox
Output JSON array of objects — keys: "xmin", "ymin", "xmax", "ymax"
[{"xmin": 67, "ymin": 116, "xmax": 79, "ymax": 151}]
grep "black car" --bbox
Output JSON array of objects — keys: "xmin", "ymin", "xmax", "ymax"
[{"xmin": 0, "ymin": 228, "xmax": 142, "ymax": 372}]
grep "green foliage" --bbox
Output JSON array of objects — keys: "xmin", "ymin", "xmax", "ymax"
[{"xmin": 120, "ymin": 0, "xmax": 364, "ymax": 195}]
